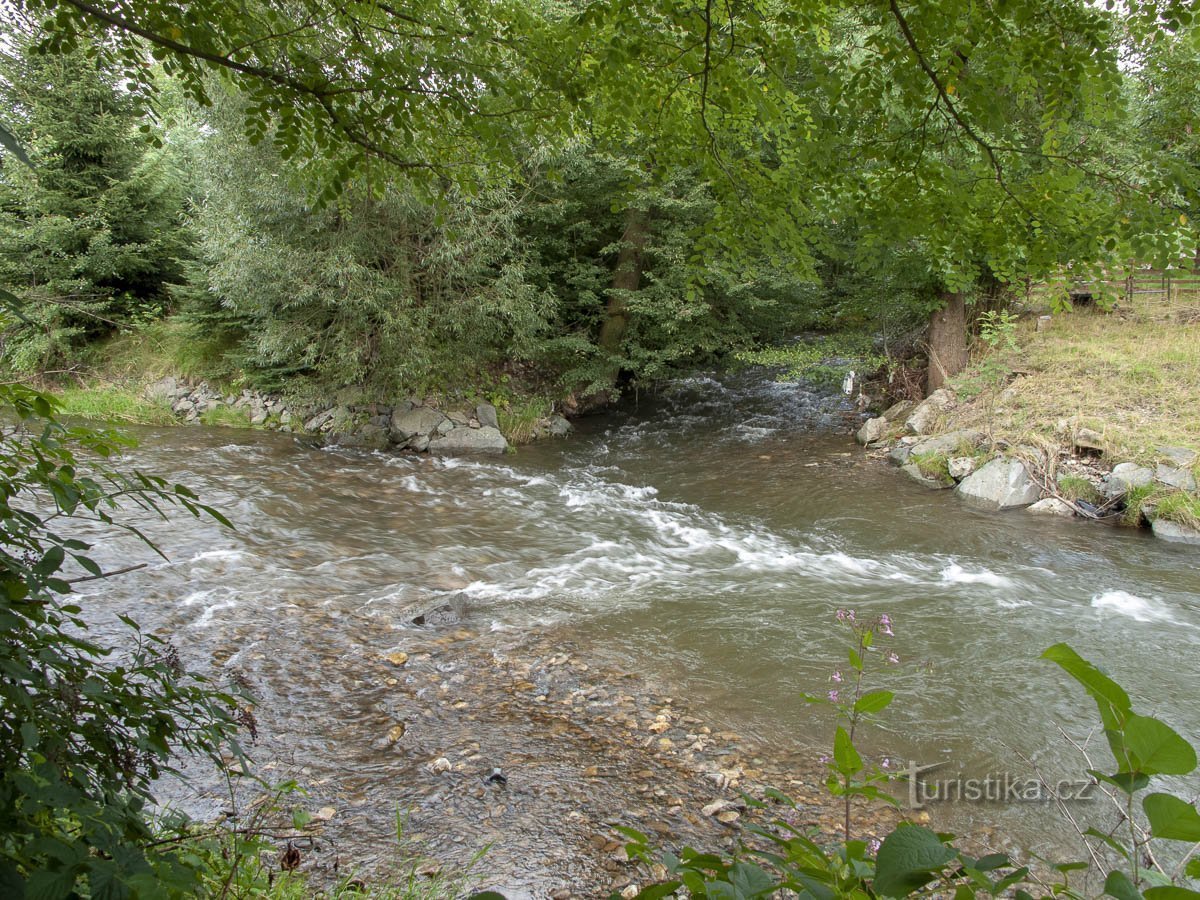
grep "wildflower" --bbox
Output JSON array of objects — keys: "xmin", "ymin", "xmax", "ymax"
[
  {"xmin": 881, "ymin": 622, "xmax": 894, "ymax": 636},
  {"xmin": 868, "ymin": 837, "xmax": 881, "ymax": 855},
  {"xmin": 886, "ymin": 651, "xmax": 899, "ymax": 665},
  {"xmin": 836, "ymin": 609, "xmax": 847, "ymax": 621},
  {"xmin": 828, "ymin": 689, "xmax": 839, "ymax": 702},
  {"xmin": 830, "ymin": 670, "xmax": 843, "ymax": 683},
  {"xmin": 818, "ymin": 754, "xmax": 831, "ymax": 764},
  {"xmin": 881, "ymin": 757, "xmax": 891, "ymax": 770}
]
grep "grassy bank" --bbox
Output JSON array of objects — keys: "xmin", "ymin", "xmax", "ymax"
[
  {"xmin": 41, "ymin": 316, "xmax": 569, "ymax": 442},
  {"xmin": 949, "ymin": 300, "xmax": 1200, "ymax": 464}
]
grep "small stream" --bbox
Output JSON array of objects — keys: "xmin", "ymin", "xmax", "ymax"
[{"xmin": 69, "ymin": 369, "xmax": 1200, "ymax": 893}]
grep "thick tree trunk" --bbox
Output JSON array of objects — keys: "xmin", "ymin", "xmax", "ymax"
[
  {"xmin": 598, "ymin": 207, "xmax": 650, "ymax": 356},
  {"xmin": 926, "ymin": 289, "xmax": 968, "ymax": 394}
]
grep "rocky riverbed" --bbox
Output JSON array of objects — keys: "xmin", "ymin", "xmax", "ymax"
[{"xmin": 182, "ymin": 618, "xmax": 916, "ymax": 898}]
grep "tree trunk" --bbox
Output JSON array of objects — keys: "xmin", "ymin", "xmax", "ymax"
[
  {"xmin": 598, "ymin": 207, "xmax": 650, "ymax": 357},
  {"xmin": 926, "ymin": 289, "xmax": 968, "ymax": 394}
]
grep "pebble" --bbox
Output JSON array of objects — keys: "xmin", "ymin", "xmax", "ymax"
[{"xmin": 384, "ymin": 651, "xmax": 409, "ymax": 667}]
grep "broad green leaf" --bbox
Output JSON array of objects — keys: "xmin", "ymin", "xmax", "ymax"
[
  {"xmin": 1105, "ymin": 870, "xmax": 1143, "ymax": 900},
  {"xmin": 1143, "ymin": 793, "xmax": 1200, "ymax": 841},
  {"xmin": 834, "ymin": 726, "xmax": 863, "ymax": 776},
  {"xmin": 1144, "ymin": 889, "xmax": 1200, "ymax": 900},
  {"xmin": 1125, "ymin": 715, "xmax": 1197, "ymax": 776},
  {"xmin": 1042, "ymin": 644, "xmax": 1130, "ymax": 731},
  {"xmin": 873, "ymin": 824, "xmax": 957, "ymax": 898},
  {"xmin": 854, "ymin": 689, "xmax": 894, "ymax": 715}
]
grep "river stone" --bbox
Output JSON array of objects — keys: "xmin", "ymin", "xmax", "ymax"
[
  {"xmin": 948, "ymin": 456, "xmax": 979, "ymax": 480},
  {"xmin": 1156, "ymin": 463, "xmax": 1197, "ymax": 492},
  {"xmin": 909, "ymin": 429, "xmax": 983, "ymax": 458},
  {"xmin": 475, "ymin": 403, "xmax": 500, "ymax": 430},
  {"xmin": 957, "ymin": 458, "xmax": 1041, "ymax": 509},
  {"xmin": 329, "ymin": 423, "xmax": 389, "ymax": 451},
  {"xmin": 888, "ymin": 437, "xmax": 918, "ymax": 466},
  {"xmin": 1027, "ymin": 497, "xmax": 1075, "ymax": 517},
  {"xmin": 881, "ymin": 399, "xmax": 917, "ymax": 423},
  {"xmin": 1104, "ymin": 462, "xmax": 1155, "ymax": 499},
  {"xmin": 390, "ymin": 406, "xmax": 447, "ymax": 442},
  {"xmin": 901, "ymin": 463, "xmax": 953, "ymax": 489},
  {"xmin": 904, "ymin": 389, "xmax": 955, "ymax": 435},
  {"xmin": 547, "ymin": 415, "xmax": 573, "ymax": 437},
  {"xmin": 1073, "ymin": 428, "xmax": 1105, "ymax": 453},
  {"xmin": 1151, "ymin": 518, "xmax": 1200, "ymax": 545},
  {"xmin": 428, "ymin": 425, "xmax": 508, "ymax": 454},
  {"xmin": 856, "ymin": 417, "xmax": 888, "ymax": 445}
]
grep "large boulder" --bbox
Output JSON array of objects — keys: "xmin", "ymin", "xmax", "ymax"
[
  {"xmin": 948, "ymin": 456, "xmax": 979, "ymax": 480},
  {"xmin": 957, "ymin": 458, "xmax": 1042, "ymax": 509},
  {"xmin": 1104, "ymin": 462, "xmax": 1155, "ymax": 499},
  {"xmin": 547, "ymin": 415, "xmax": 572, "ymax": 437},
  {"xmin": 428, "ymin": 425, "xmax": 508, "ymax": 455},
  {"xmin": 856, "ymin": 417, "xmax": 889, "ymax": 446},
  {"xmin": 888, "ymin": 437, "xmax": 919, "ymax": 466},
  {"xmin": 390, "ymin": 406, "xmax": 448, "ymax": 443},
  {"xmin": 1151, "ymin": 518, "xmax": 1200, "ymax": 545},
  {"xmin": 905, "ymin": 389, "xmax": 956, "ymax": 435}
]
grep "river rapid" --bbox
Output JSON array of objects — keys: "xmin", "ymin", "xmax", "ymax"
[{"xmin": 69, "ymin": 369, "xmax": 1200, "ymax": 895}]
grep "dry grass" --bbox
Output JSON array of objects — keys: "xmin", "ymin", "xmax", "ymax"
[{"xmin": 949, "ymin": 305, "xmax": 1200, "ymax": 466}]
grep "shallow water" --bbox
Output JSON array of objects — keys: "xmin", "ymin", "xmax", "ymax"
[{"xmin": 68, "ymin": 369, "xmax": 1200, "ymax": 887}]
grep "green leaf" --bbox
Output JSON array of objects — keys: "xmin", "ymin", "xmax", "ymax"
[
  {"xmin": 1042, "ymin": 644, "xmax": 1131, "ymax": 731},
  {"xmin": 1143, "ymin": 793, "xmax": 1200, "ymax": 841},
  {"xmin": 1144, "ymin": 889, "xmax": 1200, "ymax": 900},
  {"xmin": 873, "ymin": 824, "xmax": 957, "ymax": 897},
  {"xmin": 834, "ymin": 726, "xmax": 863, "ymax": 776},
  {"xmin": 1124, "ymin": 715, "xmax": 1197, "ymax": 776},
  {"xmin": 1105, "ymin": 870, "xmax": 1143, "ymax": 900},
  {"xmin": 854, "ymin": 689, "xmax": 894, "ymax": 715},
  {"xmin": 1090, "ymin": 769, "xmax": 1151, "ymax": 794},
  {"xmin": 25, "ymin": 868, "xmax": 75, "ymax": 900}
]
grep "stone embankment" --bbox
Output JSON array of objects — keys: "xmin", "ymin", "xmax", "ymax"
[
  {"xmin": 856, "ymin": 389, "xmax": 1200, "ymax": 546},
  {"xmin": 143, "ymin": 375, "xmax": 573, "ymax": 454}
]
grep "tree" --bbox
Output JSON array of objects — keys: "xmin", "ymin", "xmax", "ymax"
[{"xmin": 0, "ymin": 33, "xmax": 189, "ymax": 371}]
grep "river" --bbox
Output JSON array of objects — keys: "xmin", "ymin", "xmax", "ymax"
[{"xmin": 70, "ymin": 369, "xmax": 1200, "ymax": 896}]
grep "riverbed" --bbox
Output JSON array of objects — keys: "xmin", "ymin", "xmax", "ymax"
[{"xmin": 70, "ymin": 370, "xmax": 1200, "ymax": 895}]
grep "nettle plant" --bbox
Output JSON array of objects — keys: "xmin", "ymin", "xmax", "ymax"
[{"xmin": 617, "ymin": 615, "xmax": 1200, "ymax": 900}]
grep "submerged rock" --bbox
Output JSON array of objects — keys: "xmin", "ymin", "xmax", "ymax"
[{"xmin": 957, "ymin": 458, "xmax": 1041, "ymax": 509}]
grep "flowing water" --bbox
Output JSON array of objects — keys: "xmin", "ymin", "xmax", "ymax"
[{"xmin": 69, "ymin": 370, "xmax": 1200, "ymax": 893}]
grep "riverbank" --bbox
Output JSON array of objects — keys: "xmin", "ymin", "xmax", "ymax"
[
  {"xmin": 855, "ymin": 305, "xmax": 1200, "ymax": 545},
  {"xmin": 40, "ymin": 319, "xmax": 578, "ymax": 453}
]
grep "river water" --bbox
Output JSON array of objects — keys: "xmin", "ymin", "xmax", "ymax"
[{"xmin": 70, "ymin": 369, "xmax": 1200, "ymax": 893}]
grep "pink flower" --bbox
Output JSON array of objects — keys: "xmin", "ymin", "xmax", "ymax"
[
  {"xmin": 886, "ymin": 651, "xmax": 899, "ymax": 665},
  {"xmin": 881, "ymin": 757, "xmax": 892, "ymax": 770},
  {"xmin": 881, "ymin": 623, "xmax": 894, "ymax": 636},
  {"xmin": 818, "ymin": 754, "xmax": 830, "ymax": 764},
  {"xmin": 831, "ymin": 670, "xmax": 843, "ymax": 683},
  {"xmin": 828, "ymin": 689, "xmax": 840, "ymax": 702},
  {"xmin": 868, "ymin": 837, "xmax": 881, "ymax": 854}
]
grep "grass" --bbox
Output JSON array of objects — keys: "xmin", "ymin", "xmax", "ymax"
[
  {"xmin": 1057, "ymin": 474, "xmax": 1103, "ymax": 505},
  {"xmin": 1155, "ymin": 490, "xmax": 1200, "ymax": 530},
  {"xmin": 1120, "ymin": 484, "xmax": 1160, "ymax": 527},
  {"xmin": 947, "ymin": 304, "xmax": 1200, "ymax": 464},
  {"xmin": 496, "ymin": 395, "xmax": 552, "ymax": 444},
  {"xmin": 77, "ymin": 317, "xmax": 242, "ymax": 386},
  {"xmin": 54, "ymin": 385, "xmax": 177, "ymax": 425},
  {"xmin": 199, "ymin": 405, "xmax": 253, "ymax": 428},
  {"xmin": 911, "ymin": 450, "xmax": 955, "ymax": 485}
]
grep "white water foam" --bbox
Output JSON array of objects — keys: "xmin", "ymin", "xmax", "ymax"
[
  {"xmin": 1091, "ymin": 590, "xmax": 1179, "ymax": 624},
  {"xmin": 939, "ymin": 563, "xmax": 1013, "ymax": 588}
]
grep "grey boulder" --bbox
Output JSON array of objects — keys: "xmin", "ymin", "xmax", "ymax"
[
  {"xmin": 390, "ymin": 406, "xmax": 448, "ymax": 442},
  {"xmin": 428, "ymin": 425, "xmax": 508, "ymax": 454},
  {"xmin": 957, "ymin": 458, "xmax": 1042, "ymax": 510}
]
